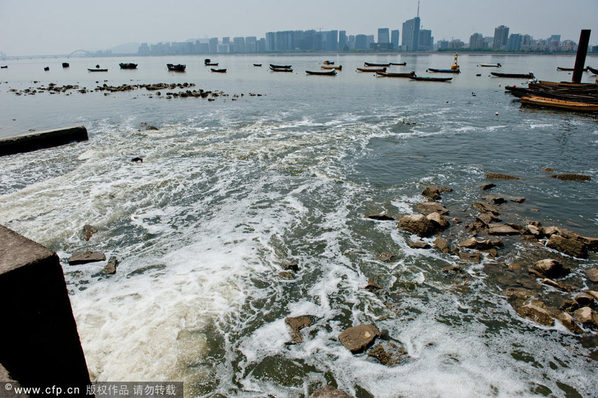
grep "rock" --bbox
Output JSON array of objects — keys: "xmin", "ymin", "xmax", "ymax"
[
  {"xmin": 533, "ymin": 259, "xmax": 569, "ymax": 279},
  {"xmin": 81, "ymin": 224, "xmax": 98, "ymax": 241},
  {"xmin": 472, "ymin": 201, "xmax": 500, "ymax": 215},
  {"xmin": 365, "ymin": 278, "xmax": 382, "ymax": 292},
  {"xmin": 279, "ymin": 271, "xmax": 294, "ymax": 279},
  {"xmin": 524, "ymin": 224, "xmax": 543, "ymax": 238},
  {"xmin": 458, "ymin": 251, "xmax": 482, "ymax": 263},
  {"xmin": 514, "ymin": 300, "xmax": 555, "ymax": 326},
  {"xmin": 479, "ymin": 183, "xmax": 496, "ymax": 190},
  {"xmin": 145, "ymin": 125, "xmax": 159, "ymax": 131},
  {"xmin": 573, "ymin": 307, "xmax": 595, "ymax": 325},
  {"xmin": 310, "ymin": 386, "xmax": 352, "ymax": 398},
  {"xmin": 481, "ymin": 195, "xmax": 507, "ymax": 205},
  {"xmin": 550, "ymin": 174, "xmax": 591, "ymax": 182},
  {"xmin": 282, "ymin": 263, "xmax": 299, "ymax": 272},
  {"xmin": 574, "ymin": 293, "xmax": 596, "ymax": 307},
  {"xmin": 540, "ymin": 278, "xmax": 571, "ymax": 291},
  {"xmin": 505, "ymin": 287, "xmax": 534, "ymax": 302},
  {"xmin": 486, "ymin": 172, "xmax": 520, "ymax": 180},
  {"xmin": 542, "ymin": 167, "xmax": 554, "ymax": 172},
  {"xmin": 546, "ymin": 234, "xmax": 588, "ymax": 259},
  {"xmin": 416, "ymin": 202, "xmax": 449, "ymax": 215},
  {"xmin": 378, "ymin": 252, "xmax": 396, "ymax": 262},
  {"xmin": 338, "ymin": 324, "xmax": 380, "ymax": 354},
  {"xmin": 585, "ymin": 290, "xmax": 598, "ymax": 301},
  {"xmin": 422, "ymin": 185, "xmax": 452, "ymax": 201},
  {"xmin": 408, "ymin": 240, "xmax": 431, "ymax": 249},
  {"xmin": 459, "ymin": 237, "xmax": 494, "ymax": 250},
  {"xmin": 488, "ymin": 223, "xmax": 520, "ymax": 236},
  {"xmin": 426, "ymin": 212, "xmax": 449, "ymax": 229},
  {"xmin": 103, "ymin": 256, "xmax": 118, "ymax": 275},
  {"xmin": 368, "ymin": 342, "xmax": 408, "ymax": 366},
  {"xmin": 434, "ymin": 237, "xmax": 450, "ymax": 254},
  {"xmin": 466, "ymin": 221, "xmax": 487, "ymax": 234},
  {"xmin": 510, "ymin": 197, "xmax": 526, "ymax": 203},
  {"xmin": 68, "ymin": 250, "xmax": 106, "ymax": 265},
  {"xmin": 542, "ymin": 226, "xmax": 561, "ymax": 237},
  {"xmin": 398, "ymin": 214, "xmax": 441, "ymax": 237},
  {"xmin": 285, "ymin": 315, "xmax": 312, "ymax": 344},
  {"xmin": 366, "ymin": 213, "xmax": 395, "ymax": 221},
  {"xmin": 556, "ymin": 312, "xmax": 583, "ymax": 334},
  {"xmin": 476, "ymin": 212, "xmax": 501, "ymax": 226},
  {"xmin": 131, "ymin": 157, "xmax": 143, "ymax": 163},
  {"xmin": 587, "ymin": 268, "xmax": 598, "ymax": 283}
]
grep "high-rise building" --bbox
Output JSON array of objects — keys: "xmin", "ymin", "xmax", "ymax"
[
  {"xmin": 339, "ymin": 31, "xmax": 348, "ymax": 51},
  {"xmin": 265, "ymin": 32, "xmax": 275, "ymax": 52},
  {"xmin": 138, "ymin": 43, "xmax": 150, "ymax": 56},
  {"xmin": 493, "ymin": 25, "xmax": 509, "ymax": 49},
  {"xmin": 391, "ymin": 30, "xmax": 400, "ymax": 50},
  {"xmin": 521, "ymin": 34, "xmax": 533, "ymax": 51},
  {"xmin": 469, "ymin": 33, "xmax": 486, "ymax": 49},
  {"xmin": 507, "ymin": 34, "xmax": 522, "ymax": 51},
  {"xmin": 378, "ymin": 28, "xmax": 390, "ymax": 44},
  {"xmin": 419, "ymin": 29, "xmax": 433, "ymax": 51},
  {"xmin": 323, "ymin": 30, "xmax": 338, "ymax": 51},
  {"xmin": 209, "ymin": 38, "xmax": 218, "ymax": 54},
  {"xmin": 355, "ymin": 34, "xmax": 368, "ymax": 50},
  {"xmin": 366, "ymin": 35, "xmax": 375, "ymax": 48},
  {"xmin": 245, "ymin": 36, "xmax": 257, "ymax": 53},
  {"xmin": 402, "ymin": 17, "xmax": 421, "ymax": 51}
]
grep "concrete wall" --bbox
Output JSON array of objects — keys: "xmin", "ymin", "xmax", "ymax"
[
  {"xmin": 0, "ymin": 126, "xmax": 88, "ymax": 156},
  {"xmin": 0, "ymin": 225, "xmax": 90, "ymax": 396}
]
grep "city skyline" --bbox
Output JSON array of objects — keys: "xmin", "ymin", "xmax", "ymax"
[{"xmin": 1, "ymin": 0, "xmax": 598, "ymax": 56}]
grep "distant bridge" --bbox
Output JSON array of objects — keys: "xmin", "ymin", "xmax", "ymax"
[{"xmin": 67, "ymin": 49, "xmax": 93, "ymax": 57}]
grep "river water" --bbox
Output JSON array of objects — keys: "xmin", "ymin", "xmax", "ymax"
[{"xmin": 1, "ymin": 54, "xmax": 597, "ymax": 397}]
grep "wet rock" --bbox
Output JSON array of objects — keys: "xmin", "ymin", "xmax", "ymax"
[
  {"xmin": 338, "ymin": 324, "xmax": 380, "ymax": 354},
  {"xmin": 68, "ymin": 250, "xmax": 106, "ymax": 265},
  {"xmin": 408, "ymin": 240, "xmax": 431, "ymax": 249},
  {"xmin": 573, "ymin": 307, "xmax": 596, "ymax": 325},
  {"xmin": 587, "ymin": 268, "xmax": 598, "ymax": 283},
  {"xmin": 488, "ymin": 223, "xmax": 520, "ymax": 236},
  {"xmin": 103, "ymin": 256, "xmax": 118, "ymax": 275},
  {"xmin": 524, "ymin": 224, "xmax": 543, "ymax": 238},
  {"xmin": 542, "ymin": 167, "xmax": 555, "ymax": 172},
  {"xmin": 574, "ymin": 293, "xmax": 596, "ymax": 307},
  {"xmin": 550, "ymin": 174, "xmax": 591, "ymax": 182},
  {"xmin": 145, "ymin": 124, "xmax": 159, "ymax": 130},
  {"xmin": 542, "ymin": 226, "xmax": 561, "ymax": 237},
  {"xmin": 556, "ymin": 312, "xmax": 583, "ymax": 334},
  {"xmin": 279, "ymin": 271, "xmax": 294, "ymax": 279},
  {"xmin": 366, "ymin": 213, "xmax": 395, "ymax": 221},
  {"xmin": 310, "ymin": 386, "xmax": 352, "ymax": 398},
  {"xmin": 378, "ymin": 252, "xmax": 396, "ymax": 262},
  {"xmin": 505, "ymin": 287, "xmax": 534, "ymax": 302},
  {"xmin": 434, "ymin": 237, "xmax": 450, "ymax": 254},
  {"xmin": 415, "ymin": 202, "xmax": 448, "ymax": 215},
  {"xmin": 532, "ymin": 259, "xmax": 569, "ymax": 279},
  {"xmin": 458, "ymin": 251, "xmax": 482, "ymax": 263},
  {"xmin": 282, "ymin": 263, "xmax": 299, "ymax": 272},
  {"xmin": 476, "ymin": 212, "xmax": 501, "ymax": 226},
  {"xmin": 466, "ymin": 220, "xmax": 487, "ymax": 234},
  {"xmin": 479, "ymin": 183, "xmax": 496, "ymax": 190},
  {"xmin": 459, "ymin": 237, "xmax": 495, "ymax": 250},
  {"xmin": 546, "ymin": 234, "xmax": 588, "ymax": 259},
  {"xmin": 365, "ymin": 278, "xmax": 382, "ymax": 292},
  {"xmin": 472, "ymin": 201, "xmax": 500, "ymax": 215},
  {"xmin": 81, "ymin": 224, "xmax": 98, "ymax": 241},
  {"xmin": 398, "ymin": 214, "xmax": 442, "ymax": 237},
  {"xmin": 514, "ymin": 300, "xmax": 555, "ymax": 326},
  {"xmin": 443, "ymin": 265, "xmax": 463, "ymax": 274},
  {"xmin": 368, "ymin": 341, "xmax": 408, "ymax": 366},
  {"xmin": 486, "ymin": 172, "xmax": 520, "ymax": 180},
  {"xmin": 540, "ymin": 278, "xmax": 572, "ymax": 291},
  {"xmin": 131, "ymin": 157, "xmax": 143, "ymax": 163},
  {"xmin": 285, "ymin": 315, "xmax": 312, "ymax": 344},
  {"xmin": 510, "ymin": 197, "xmax": 526, "ymax": 203},
  {"xmin": 426, "ymin": 212, "xmax": 449, "ymax": 229},
  {"xmin": 422, "ymin": 185, "xmax": 452, "ymax": 201},
  {"xmin": 481, "ymin": 195, "xmax": 507, "ymax": 205}
]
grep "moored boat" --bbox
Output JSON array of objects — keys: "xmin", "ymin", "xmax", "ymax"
[
  {"xmin": 376, "ymin": 71, "xmax": 415, "ymax": 78},
  {"xmin": 479, "ymin": 63, "xmax": 502, "ymax": 67},
  {"xmin": 364, "ymin": 62, "xmax": 390, "ymax": 67},
  {"xmin": 587, "ymin": 66, "xmax": 598, "ymax": 74},
  {"xmin": 119, "ymin": 63, "xmax": 138, "ymax": 69},
  {"xmin": 0, "ymin": 65, "xmax": 7, "ymax": 69},
  {"xmin": 556, "ymin": 66, "xmax": 574, "ymax": 71},
  {"xmin": 323, "ymin": 60, "xmax": 334, "ymax": 65},
  {"xmin": 253, "ymin": 64, "xmax": 262, "ymax": 67},
  {"xmin": 270, "ymin": 66, "xmax": 293, "ymax": 72},
  {"xmin": 270, "ymin": 64, "xmax": 292, "ymax": 69},
  {"xmin": 356, "ymin": 67, "xmax": 387, "ymax": 73},
  {"xmin": 62, "ymin": 62, "xmax": 70, "ymax": 68},
  {"xmin": 321, "ymin": 65, "xmax": 342, "ymax": 71},
  {"xmin": 167, "ymin": 64, "xmax": 186, "ymax": 72},
  {"xmin": 306, "ymin": 70, "xmax": 336, "ymax": 76},
  {"xmin": 427, "ymin": 68, "xmax": 460, "ymax": 74},
  {"xmin": 520, "ymin": 96, "xmax": 598, "ymax": 112},
  {"xmin": 409, "ymin": 75, "xmax": 452, "ymax": 82},
  {"xmin": 44, "ymin": 66, "xmax": 50, "ymax": 71},
  {"xmin": 88, "ymin": 68, "xmax": 108, "ymax": 72},
  {"xmin": 211, "ymin": 68, "xmax": 227, "ymax": 73},
  {"xmin": 204, "ymin": 58, "xmax": 219, "ymax": 66},
  {"xmin": 390, "ymin": 62, "xmax": 407, "ymax": 66},
  {"xmin": 491, "ymin": 71, "xmax": 534, "ymax": 79}
]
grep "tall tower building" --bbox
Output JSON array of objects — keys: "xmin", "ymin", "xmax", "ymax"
[
  {"xmin": 378, "ymin": 28, "xmax": 390, "ymax": 44},
  {"xmin": 391, "ymin": 30, "xmax": 400, "ymax": 50},
  {"xmin": 402, "ymin": 17, "xmax": 420, "ymax": 51},
  {"xmin": 493, "ymin": 25, "xmax": 509, "ymax": 49}
]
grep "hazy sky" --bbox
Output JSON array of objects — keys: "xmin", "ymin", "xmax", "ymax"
[{"xmin": 1, "ymin": 0, "xmax": 597, "ymax": 56}]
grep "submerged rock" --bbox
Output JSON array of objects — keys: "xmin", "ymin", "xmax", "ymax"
[
  {"xmin": 68, "ymin": 250, "xmax": 106, "ymax": 265},
  {"xmin": 458, "ymin": 251, "xmax": 482, "ymax": 263},
  {"xmin": 546, "ymin": 234, "xmax": 588, "ymax": 259},
  {"xmin": 416, "ymin": 202, "xmax": 448, "ymax": 215},
  {"xmin": 366, "ymin": 213, "xmax": 395, "ymax": 221},
  {"xmin": 422, "ymin": 185, "xmax": 452, "ymax": 201},
  {"xmin": 434, "ymin": 237, "xmax": 450, "ymax": 254},
  {"xmin": 103, "ymin": 256, "xmax": 119, "ymax": 275},
  {"xmin": 310, "ymin": 386, "xmax": 352, "ymax": 398},
  {"xmin": 368, "ymin": 341, "xmax": 408, "ymax": 366},
  {"xmin": 479, "ymin": 183, "xmax": 496, "ymax": 190},
  {"xmin": 285, "ymin": 315, "xmax": 312, "ymax": 344},
  {"xmin": 510, "ymin": 197, "xmax": 526, "ymax": 203},
  {"xmin": 81, "ymin": 224, "xmax": 98, "ymax": 241},
  {"xmin": 365, "ymin": 278, "xmax": 382, "ymax": 292},
  {"xmin": 338, "ymin": 324, "xmax": 380, "ymax": 353},
  {"xmin": 481, "ymin": 195, "xmax": 507, "ymax": 205},
  {"xmin": 408, "ymin": 240, "xmax": 431, "ymax": 249},
  {"xmin": 488, "ymin": 223, "xmax": 520, "ymax": 236},
  {"xmin": 459, "ymin": 237, "xmax": 498, "ymax": 250},
  {"xmin": 550, "ymin": 174, "xmax": 591, "ymax": 182},
  {"xmin": 472, "ymin": 201, "xmax": 500, "ymax": 215},
  {"xmin": 514, "ymin": 300, "xmax": 555, "ymax": 326},
  {"xmin": 486, "ymin": 172, "xmax": 520, "ymax": 180},
  {"xmin": 378, "ymin": 252, "xmax": 397, "ymax": 262}
]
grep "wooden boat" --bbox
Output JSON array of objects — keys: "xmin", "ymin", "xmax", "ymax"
[
  {"xmin": 270, "ymin": 66, "xmax": 293, "ymax": 72},
  {"xmin": 306, "ymin": 70, "xmax": 336, "ymax": 76},
  {"xmin": 321, "ymin": 65, "xmax": 342, "ymax": 71},
  {"xmin": 491, "ymin": 72, "xmax": 534, "ymax": 79},
  {"xmin": 587, "ymin": 66, "xmax": 598, "ymax": 74},
  {"xmin": 356, "ymin": 67, "xmax": 387, "ymax": 73},
  {"xmin": 390, "ymin": 62, "xmax": 406, "ymax": 66},
  {"xmin": 409, "ymin": 75, "xmax": 452, "ymax": 82},
  {"xmin": 376, "ymin": 71, "xmax": 415, "ymax": 78},
  {"xmin": 167, "ymin": 64, "xmax": 186, "ymax": 72},
  {"xmin": 270, "ymin": 64, "xmax": 292, "ymax": 69},
  {"xmin": 323, "ymin": 60, "xmax": 334, "ymax": 65},
  {"xmin": 0, "ymin": 65, "xmax": 7, "ymax": 69},
  {"xmin": 520, "ymin": 96, "xmax": 598, "ymax": 112},
  {"xmin": 427, "ymin": 68, "xmax": 460, "ymax": 74},
  {"xmin": 88, "ymin": 68, "xmax": 108, "ymax": 72},
  {"xmin": 119, "ymin": 63, "xmax": 137, "ymax": 69},
  {"xmin": 253, "ymin": 64, "xmax": 262, "ymax": 67},
  {"xmin": 44, "ymin": 66, "xmax": 50, "ymax": 71},
  {"xmin": 479, "ymin": 63, "xmax": 502, "ymax": 67},
  {"xmin": 211, "ymin": 68, "xmax": 227, "ymax": 73},
  {"xmin": 62, "ymin": 62, "xmax": 70, "ymax": 68},
  {"xmin": 556, "ymin": 67, "xmax": 574, "ymax": 71},
  {"xmin": 364, "ymin": 62, "xmax": 390, "ymax": 67}
]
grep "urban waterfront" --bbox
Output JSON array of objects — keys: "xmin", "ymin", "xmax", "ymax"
[{"xmin": 1, "ymin": 53, "xmax": 597, "ymax": 397}]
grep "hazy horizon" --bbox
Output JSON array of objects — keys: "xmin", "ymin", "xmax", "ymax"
[{"xmin": 1, "ymin": 0, "xmax": 597, "ymax": 56}]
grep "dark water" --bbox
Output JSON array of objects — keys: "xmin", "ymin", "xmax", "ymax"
[{"xmin": 0, "ymin": 54, "xmax": 597, "ymax": 397}]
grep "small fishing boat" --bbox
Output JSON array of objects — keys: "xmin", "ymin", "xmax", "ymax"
[
  {"xmin": 587, "ymin": 66, "xmax": 598, "ymax": 74},
  {"xmin": 88, "ymin": 64, "xmax": 107, "ymax": 72},
  {"xmin": 44, "ymin": 66, "xmax": 50, "ymax": 71},
  {"xmin": 556, "ymin": 67, "xmax": 574, "ymax": 71},
  {"xmin": 520, "ymin": 96, "xmax": 598, "ymax": 112},
  {"xmin": 270, "ymin": 66, "xmax": 293, "ymax": 72},
  {"xmin": 376, "ymin": 71, "xmax": 415, "ymax": 78},
  {"xmin": 62, "ymin": 62, "xmax": 70, "ymax": 68},
  {"xmin": 409, "ymin": 75, "xmax": 452, "ymax": 82},
  {"xmin": 364, "ymin": 62, "xmax": 390, "ymax": 67},
  {"xmin": 119, "ymin": 63, "xmax": 138, "ymax": 69},
  {"xmin": 427, "ymin": 68, "xmax": 460, "ymax": 74},
  {"xmin": 390, "ymin": 62, "xmax": 407, "ymax": 66},
  {"xmin": 491, "ymin": 72, "xmax": 534, "ymax": 79},
  {"xmin": 356, "ymin": 67, "xmax": 387, "ymax": 73},
  {"xmin": 270, "ymin": 64, "xmax": 292, "ymax": 69},
  {"xmin": 0, "ymin": 65, "xmax": 7, "ymax": 69},
  {"xmin": 323, "ymin": 60, "xmax": 334, "ymax": 65},
  {"xmin": 321, "ymin": 65, "xmax": 342, "ymax": 71},
  {"xmin": 253, "ymin": 64, "xmax": 262, "ymax": 67},
  {"xmin": 211, "ymin": 68, "xmax": 227, "ymax": 73},
  {"xmin": 479, "ymin": 63, "xmax": 502, "ymax": 68},
  {"xmin": 167, "ymin": 64, "xmax": 186, "ymax": 72},
  {"xmin": 306, "ymin": 70, "xmax": 336, "ymax": 76}
]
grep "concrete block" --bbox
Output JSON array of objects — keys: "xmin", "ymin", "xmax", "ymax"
[{"xmin": 0, "ymin": 126, "xmax": 88, "ymax": 156}]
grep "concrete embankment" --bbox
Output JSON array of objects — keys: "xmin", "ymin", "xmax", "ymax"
[
  {"xmin": 0, "ymin": 225, "xmax": 90, "ymax": 395},
  {"xmin": 0, "ymin": 126, "xmax": 88, "ymax": 156}
]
